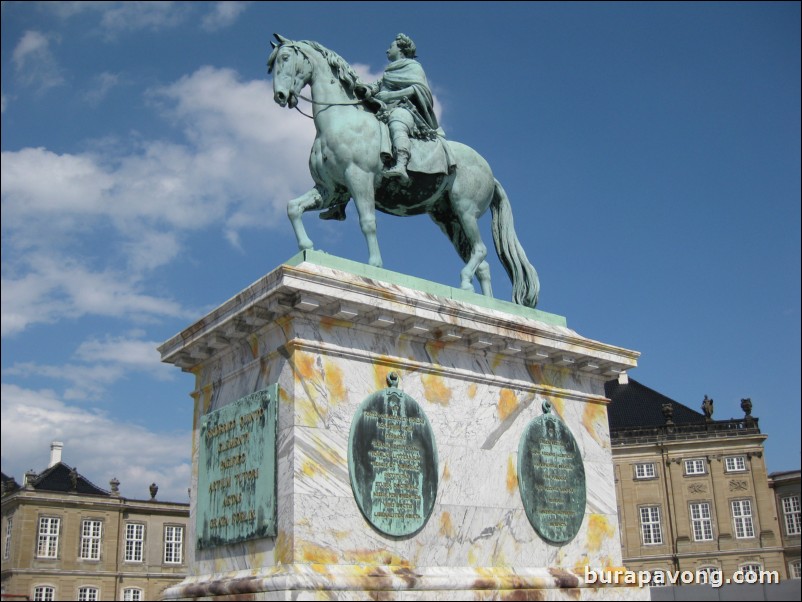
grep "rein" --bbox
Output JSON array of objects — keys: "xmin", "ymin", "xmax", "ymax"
[{"xmin": 293, "ymin": 93, "xmax": 362, "ymax": 119}]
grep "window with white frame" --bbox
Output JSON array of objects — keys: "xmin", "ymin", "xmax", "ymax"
[
  {"xmin": 79, "ymin": 519, "xmax": 102, "ymax": 560},
  {"xmin": 685, "ymin": 459, "xmax": 706, "ymax": 475},
  {"xmin": 635, "ymin": 463, "xmax": 656, "ymax": 479},
  {"xmin": 782, "ymin": 495, "xmax": 800, "ymax": 536},
  {"xmin": 640, "ymin": 506, "xmax": 663, "ymax": 545},
  {"xmin": 696, "ymin": 566, "xmax": 720, "ymax": 585},
  {"xmin": 33, "ymin": 585, "xmax": 55, "ymax": 601},
  {"xmin": 4, "ymin": 515, "xmax": 12, "ymax": 560},
  {"xmin": 164, "ymin": 525, "xmax": 184, "ymax": 564},
  {"xmin": 690, "ymin": 502, "xmax": 714, "ymax": 541},
  {"xmin": 36, "ymin": 517, "xmax": 60, "ymax": 558},
  {"xmin": 125, "ymin": 523, "xmax": 145, "ymax": 562},
  {"xmin": 790, "ymin": 560, "xmax": 801, "ymax": 579},
  {"xmin": 740, "ymin": 564, "xmax": 762, "ymax": 576},
  {"xmin": 123, "ymin": 587, "xmax": 144, "ymax": 601},
  {"xmin": 732, "ymin": 499, "xmax": 755, "ymax": 538},
  {"xmin": 77, "ymin": 586, "xmax": 99, "ymax": 601},
  {"xmin": 725, "ymin": 456, "xmax": 746, "ymax": 472}
]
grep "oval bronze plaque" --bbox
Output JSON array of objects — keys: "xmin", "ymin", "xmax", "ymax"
[
  {"xmin": 518, "ymin": 401, "xmax": 586, "ymax": 544},
  {"xmin": 348, "ymin": 373, "xmax": 438, "ymax": 537}
]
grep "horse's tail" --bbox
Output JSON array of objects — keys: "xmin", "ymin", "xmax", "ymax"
[{"xmin": 491, "ymin": 179, "xmax": 540, "ymax": 308}]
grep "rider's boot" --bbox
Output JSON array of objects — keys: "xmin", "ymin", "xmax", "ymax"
[
  {"xmin": 385, "ymin": 119, "xmax": 412, "ymax": 185},
  {"xmin": 385, "ymin": 150, "xmax": 411, "ymax": 185}
]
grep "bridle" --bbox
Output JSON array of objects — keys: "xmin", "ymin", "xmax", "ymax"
[{"xmin": 272, "ymin": 42, "xmax": 363, "ymax": 119}]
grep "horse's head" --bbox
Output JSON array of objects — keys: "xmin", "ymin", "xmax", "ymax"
[{"xmin": 268, "ymin": 34, "xmax": 311, "ymax": 109}]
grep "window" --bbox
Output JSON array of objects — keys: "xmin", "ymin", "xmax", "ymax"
[
  {"xmin": 125, "ymin": 523, "xmax": 145, "ymax": 562},
  {"xmin": 697, "ymin": 566, "xmax": 720, "ymax": 585},
  {"xmin": 640, "ymin": 506, "xmax": 663, "ymax": 545},
  {"xmin": 725, "ymin": 456, "xmax": 746, "ymax": 472},
  {"xmin": 740, "ymin": 564, "xmax": 762, "ymax": 576},
  {"xmin": 33, "ymin": 586, "xmax": 55, "ymax": 601},
  {"xmin": 77, "ymin": 587, "xmax": 98, "ymax": 601},
  {"xmin": 123, "ymin": 588, "xmax": 144, "ymax": 601},
  {"xmin": 732, "ymin": 499, "xmax": 755, "ymax": 538},
  {"xmin": 164, "ymin": 525, "xmax": 184, "ymax": 564},
  {"xmin": 36, "ymin": 517, "xmax": 60, "ymax": 558},
  {"xmin": 79, "ymin": 519, "xmax": 102, "ymax": 560},
  {"xmin": 690, "ymin": 502, "xmax": 714, "ymax": 541},
  {"xmin": 790, "ymin": 560, "xmax": 801, "ymax": 579},
  {"xmin": 782, "ymin": 495, "xmax": 800, "ymax": 536},
  {"xmin": 635, "ymin": 463, "xmax": 656, "ymax": 479},
  {"xmin": 685, "ymin": 459, "xmax": 706, "ymax": 475},
  {"xmin": 4, "ymin": 516, "xmax": 12, "ymax": 560}
]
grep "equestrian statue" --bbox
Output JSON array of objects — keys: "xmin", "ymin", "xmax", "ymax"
[{"xmin": 268, "ymin": 33, "xmax": 540, "ymax": 308}]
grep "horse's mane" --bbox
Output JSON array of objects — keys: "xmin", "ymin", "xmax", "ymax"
[
  {"xmin": 300, "ymin": 40, "xmax": 360, "ymax": 91},
  {"xmin": 268, "ymin": 38, "xmax": 361, "ymax": 92}
]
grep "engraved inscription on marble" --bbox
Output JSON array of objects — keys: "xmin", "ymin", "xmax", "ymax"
[
  {"xmin": 348, "ymin": 373, "xmax": 437, "ymax": 537},
  {"xmin": 518, "ymin": 402, "xmax": 586, "ymax": 544},
  {"xmin": 196, "ymin": 385, "xmax": 278, "ymax": 549}
]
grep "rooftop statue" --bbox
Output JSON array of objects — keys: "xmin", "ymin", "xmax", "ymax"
[{"xmin": 268, "ymin": 33, "xmax": 540, "ymax": 308}]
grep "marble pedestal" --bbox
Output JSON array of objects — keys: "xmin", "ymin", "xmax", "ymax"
[{"xmin": 159, "ymin": 251, "xmax": 648, "ymax": 600}]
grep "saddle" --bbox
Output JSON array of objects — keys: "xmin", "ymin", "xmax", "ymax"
[{"xmin": 376, "ymin": 121, "xmax": 455, "ymax": 176}]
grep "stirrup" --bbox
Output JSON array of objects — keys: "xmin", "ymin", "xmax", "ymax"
[{"xmin": 384, "ymin": 162, "xmax": 410, "ymax": 184}]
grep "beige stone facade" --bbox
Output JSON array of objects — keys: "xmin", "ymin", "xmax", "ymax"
[
  {"xmin": 607, "ymin": 376, "xmax": 789, "ymax": 582},
  {"xmin": 1, "ymin": 465, "xmax": 188, "ymax": 601},
  {"xmin": 769, "ymin": 470, "xmax": 801, "ymax": 579}
]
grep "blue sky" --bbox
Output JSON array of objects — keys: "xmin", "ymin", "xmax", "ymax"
[{"xmin": 1, "ymin": 2, "xmax": 799, "ymax": 502}]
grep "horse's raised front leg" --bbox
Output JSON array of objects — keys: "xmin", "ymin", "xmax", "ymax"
[
  {"xmin": 287, "ymin": 188, "xmax": 323, "ymax": 251},
  {"xmin": 344, "ymin": 168, "xmax": 382, "ymax": 268}
]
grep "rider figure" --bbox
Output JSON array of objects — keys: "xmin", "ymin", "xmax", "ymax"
[
  {"xmin": 319, "ymin": 34, "xmax": 440, "ymax": 221},
  {"xmin": 355, "ymin": 33, "xmax": 440, "ymax": 185}
]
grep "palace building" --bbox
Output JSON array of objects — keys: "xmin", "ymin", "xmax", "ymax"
[
  {"xmin": 1, "ymin": 443, "xmax": 189, "ymax": 601},
  {"xmin": 606, "ymin": 374, "xmax": 791, "ymax": 580}
]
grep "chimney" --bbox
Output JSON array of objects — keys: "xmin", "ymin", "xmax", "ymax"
[
  {"xmin": 49, "ymin": 441, "xmax": 64, "ymax": 467},
  {"xmin": 618, "ymin": 372, "xmax": 629, "ymax": 385}
]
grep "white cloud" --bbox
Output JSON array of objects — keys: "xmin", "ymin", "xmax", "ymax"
[
  {"xmin": 0, "ymin": 258, "xmax": 189, "ymax": 337},
  {"xmin": 1, "ymin": 383, "xmax": 191, "ymax": 502},
  {"xmin": 201, "ymin": 1, "xmax": 250, "ymax": 31},
  {"xmin": 83, "ymin": 71, "xmax": 122, "ymax": 106},
  {"xmin": 12, "ymin": 30, "xmax": 64, "ymax": 92},
  {"xmin": 1, "ymin": 66, "xmax": 316, "ymax": 336},
  {"xmin": 74, "ymin": 335, "xmax": 168, "ymax": 375},
  {"xmin": 98, "ymin": 1, "xmax": 190, "ymax": 34}
]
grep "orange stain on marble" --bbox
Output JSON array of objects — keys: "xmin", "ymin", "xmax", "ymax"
[
  {"xmin": 248, "ymin": 334, "xmax": 259, "ymax": 358},
  {"xmin": 506, "ymin": 455, "xmax": 518, "ymax": 494},
  {"xmin": 498, "ymin": 389, "xmax": 518, "ymax": 421},
  {"xmin": 582, "ymin": 402, "xmax": 607, "ymax": 447},
  {"xmin": 301, "ymin": 459, "xmax": 320, "ymax": 478},
  {"xmin": 373, "ymin": 359, "xmax": 396, "ymax": 391},
  {"xmin": 490, "ymin": 352, "xmax": 505, "ymax": 371},
  {"xmin": 441, "ymin": 460, "xmax": 451, "ymax": 482},
  {"xmin": 322, "ymin": 358, "xmax": 346, "ymax": 404},
  {"xmin": 586, "ymin": 514, "xmax": 614, "ymax": 553},
  {"xmin": 425, "ymin": 339, "xmax": 446, "ymax": 362},
  {"xmin": 300, "ymin": 541, "xmax": 338, "ymax": 564},
  {"xmin": 274, "ymin": 530, "xmax": 291, "ymax": 564},
  {"xmin": 439, "ymin": 512, "xmax": 455, "ymax": 538},
  {"xmin": 343, "ymin": 549, "xmax": 409, "ymax": 566},
  {"xmin": 467, "ymin": 383, "xmax": 478, "ymax": 398},
  {"xmin": 295, "ymin": 352, "xmax": 320, "ymax": 382},
  {"xmin": 421, "ymin": 373, "xmax": 452, "ymax": 405},
  {"xmin": 200, "ymin": 384, "xmax": 214, "ymax": 414},
  {"xmin": 320, "ymin": 316, "xmax": 353, "ymax": 332}
]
